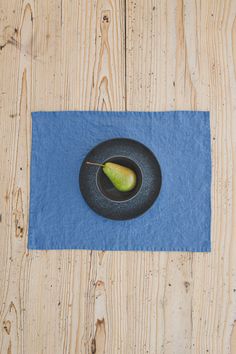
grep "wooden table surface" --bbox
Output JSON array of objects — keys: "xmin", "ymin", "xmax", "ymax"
[{"xmin": 0, "ymin": 1, "xmax": 236, "ymax": 353}]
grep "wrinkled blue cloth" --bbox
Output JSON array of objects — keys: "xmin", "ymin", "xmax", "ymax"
[{"xmin": 28, "ymin": 111, "xmax": 211, "ymax": 251}]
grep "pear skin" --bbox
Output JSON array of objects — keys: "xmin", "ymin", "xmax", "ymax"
[{"xmin": 103, "ymin": 162, "xmax": 137, "ymax": 192}]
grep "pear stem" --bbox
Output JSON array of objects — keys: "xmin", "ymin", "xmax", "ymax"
[{"xmin": 85, "ymin": 161, "xmax": 105, "ymax": 167}]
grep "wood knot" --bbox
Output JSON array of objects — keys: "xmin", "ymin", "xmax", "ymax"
[
  {"xmin": 96, "ymin": 280, "xmax": 104, "ymax": 288},
  {"xmin": 3, "ymin": 320, "xmax": 11, "ymax": 335},
  {"xmin": 184, "ymin": 281, "xmax": 190, "ymax": 292},
  {"xmin": 102, "ymin": 15, "xmax": 109, "ymax": 23},
  {"xmin": 101, "ymin": 10, "xmax": 111, "ymax": 29},
  {"xmin": 0, "ymin": 25, "xmax": 18, "ymax": 50}
]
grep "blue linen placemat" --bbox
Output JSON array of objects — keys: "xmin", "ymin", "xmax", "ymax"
[{"xmin": 28, "ymin": 111, "xmax": 211, "ymax": 251}]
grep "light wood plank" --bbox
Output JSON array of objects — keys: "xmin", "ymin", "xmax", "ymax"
[
  {"xmin": 126, "ymin": 1, "xmax": 236, "ymax": 353},
  {"xmin": 0, "ymin": 0, "xmax": 125, "ymax": 353}
]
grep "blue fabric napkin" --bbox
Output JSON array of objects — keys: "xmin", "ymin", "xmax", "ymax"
[{"xmin": 28, "ymin": 111, "xmax": 211, "ymax": 251}]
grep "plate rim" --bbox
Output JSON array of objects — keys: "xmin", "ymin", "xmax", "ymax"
[{"xmin": 79, "ymin": 137, "xmax": 162, "ymax": 220}]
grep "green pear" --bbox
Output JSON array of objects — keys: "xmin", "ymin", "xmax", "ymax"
[
  {"xmin": 103, "ymin": 162, "xmax": 136, "ymax": 192},
  {"xmin": 86, "ymin": 161, "xmax": 137, "ymax": 192}
]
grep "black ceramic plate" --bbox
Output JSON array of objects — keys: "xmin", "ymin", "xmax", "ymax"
[{"xmin": 79, "ymin": 138, "xmax": 162, "ymax": 220}]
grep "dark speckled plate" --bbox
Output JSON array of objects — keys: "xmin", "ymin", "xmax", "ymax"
[{"xmin": 79, "ymin": 138, "xmax": 162, "ymax": 220}]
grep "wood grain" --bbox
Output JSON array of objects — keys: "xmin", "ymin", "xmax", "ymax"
[
  {"xmin": 127, "ymin": 1, "xmax": 236, "ymax": 354},
  {"xmin": 0, "ymin": 0, "xmax": 235, "ymax": 353}
]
